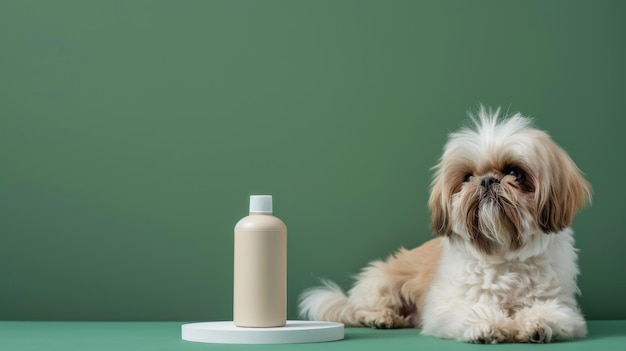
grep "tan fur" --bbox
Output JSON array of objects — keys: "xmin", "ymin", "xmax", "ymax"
[
  {"xmin": 299, "ymin": 238, "xmax": 442, "ymax": 328},
  {"xmin": 341, "ymin": 238, "xmax": 442, "ymax": 328},
  {"xmin": 385, "ymin": 238, "xmax": 442, "ymax": 315},
  {"xmin": 429, "ymin": 179, "xmax": 452, "ymax": 235},
  {"xmin": 533, "ymin": 133, "xmax": 592, "ymax": 233}
]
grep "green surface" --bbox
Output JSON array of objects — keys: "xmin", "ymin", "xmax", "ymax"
[
  {"xmin": 1, "ymin": 321, "xmax": 625, "ymax": 350},
  {"xmin": 1, "ymin": 0, "xmax": 625, "ymax": 322}
]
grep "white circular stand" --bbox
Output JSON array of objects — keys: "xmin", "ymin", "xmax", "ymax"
[{"xmin": 181, "ymin": 320, "xmax": 344, "ymax": 344}]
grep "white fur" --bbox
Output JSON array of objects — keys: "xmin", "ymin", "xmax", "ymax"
[{"xmin": 420, "ymin": 229, "xmax": 586, "ymax": 343}]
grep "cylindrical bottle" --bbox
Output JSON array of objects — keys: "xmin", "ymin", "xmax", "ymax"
[{"xmin": 233, "ymin": 195, "xmax": 287, "ymax": 327}]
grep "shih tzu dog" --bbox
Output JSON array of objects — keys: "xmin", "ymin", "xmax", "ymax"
[{"xmin": 299, "ymin": 106, "xmax": 591, "ymax": 343}]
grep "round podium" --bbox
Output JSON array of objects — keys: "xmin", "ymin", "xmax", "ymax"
[{"xmin": 181, "ymin": 320, "xmax": 344, "ymax": 344}]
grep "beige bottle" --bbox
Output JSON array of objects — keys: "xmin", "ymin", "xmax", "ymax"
[{"xmin": 233, "ymin": 195, "xmax": 287, "ymax": 327}]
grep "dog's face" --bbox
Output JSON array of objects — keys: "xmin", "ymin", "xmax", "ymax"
[{"xmin": 429, "ymin": 108, "xmax": 592, "ymax": 254}]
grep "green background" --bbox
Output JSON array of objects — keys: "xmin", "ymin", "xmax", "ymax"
[{"xmin": 1, "ymin": 0, "xmax": 624, "ymax": 322}]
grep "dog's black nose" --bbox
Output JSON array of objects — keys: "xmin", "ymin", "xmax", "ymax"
[{"xmin": 481, "ymin": 176, "xmax": 498, "ymax": 188}]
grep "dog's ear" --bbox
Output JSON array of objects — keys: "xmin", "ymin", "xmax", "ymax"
[
  {"xmin": 429, "ymin": 172, "xmax": 452, "ymax": 236},
  {"xmin": 536, "ymin": 135, "xmax": 592, "ymax": 233}
]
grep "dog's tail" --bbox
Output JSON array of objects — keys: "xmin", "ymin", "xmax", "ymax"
[{"xmin": 298, "ymin": 280, "xmax": 360, "ymax": 326}]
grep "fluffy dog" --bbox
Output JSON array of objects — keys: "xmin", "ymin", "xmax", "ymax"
[{"xmin": 299, "ymin": 107, "xmax": 591, "ymax": 343}]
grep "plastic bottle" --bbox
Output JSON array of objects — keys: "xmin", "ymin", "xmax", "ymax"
[{"xmin": 233, "ymin": 195, "xmax": 287, "ymax": 327}]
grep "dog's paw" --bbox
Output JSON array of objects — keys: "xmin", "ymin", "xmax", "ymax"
[
  {"xmin": 464, "ymin": 323, "xmax": 509, "ymax": 344},
  {"xmin": 514, "ymin": 318, "xmax": 554, "ymax": 343},
  {"xmin": 359, "ymin": 309, "xmax": 409, "ymax": 329},
  {"xmin": 512, "ymin": 303, "xmax": 588, "ymax": 341}
]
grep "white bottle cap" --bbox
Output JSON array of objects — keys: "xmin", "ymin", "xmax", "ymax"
[{"xmin": 249, "ymin": 195, "xmax": 273, "ymax": 214}]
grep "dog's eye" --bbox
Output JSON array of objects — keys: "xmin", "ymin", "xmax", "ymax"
[
  {"xmin": 463, "ymin": 173, "xmax": 473, "ymax": 182},
  {"xmin": 504, "ymin": 166, "xmax": 524, "ymax": 180}
]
